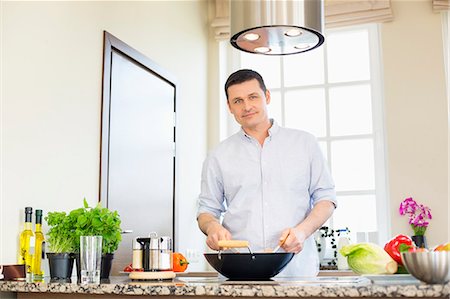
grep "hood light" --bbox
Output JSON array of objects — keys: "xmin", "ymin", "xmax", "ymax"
[
  {"xmin": 254, "ymin": 47, "xmax": 271, "ymax": 53},
  {"xmin": 285, "ymin": 29, "xmax": 303, "ymax": 37},
  {"xmin": 243, "ymin": 33, "xmax": 260, "ymax": 41},
  {"xmin": 294, "ymin": 44, "xmax": 311, "ymax": 50}
]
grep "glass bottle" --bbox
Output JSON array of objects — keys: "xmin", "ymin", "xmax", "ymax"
[
  {"xmin": 337, "ymin": 228, "xmax": 351, "ymax": 270},
  {"xmin": 18, "ymin": 207, "xmax": 34, "ymax": 281},
  {"xmin": 32, "ymin": 209, "xmax": 45, "ymax": 280}
]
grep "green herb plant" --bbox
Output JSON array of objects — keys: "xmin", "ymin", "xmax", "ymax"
[
  {"xmin": 70, "ymin": 198, "xmax": 122, "ymax": 254},
  {"xmin": 45, "ymin": 211, "xmax": 77, "ymax": 253}
]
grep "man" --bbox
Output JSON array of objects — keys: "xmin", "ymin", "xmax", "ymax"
[{"xmin": 197, "ymin": 69, "xmax": 336, "ymax": 276}]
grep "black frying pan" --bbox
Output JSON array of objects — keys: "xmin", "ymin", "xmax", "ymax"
[{"xmin": 204, "ymin": 240, "xmax": 294, "ymax": 280}]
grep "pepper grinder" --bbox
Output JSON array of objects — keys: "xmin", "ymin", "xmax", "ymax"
[{"xmin": 136, "ymin": 237, "xmax": 151, "ymax": 271}]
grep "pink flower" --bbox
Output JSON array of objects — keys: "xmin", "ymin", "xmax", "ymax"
[{"xmin": 399, "ymin": 197, "xmax": 432, "ymax": 236}]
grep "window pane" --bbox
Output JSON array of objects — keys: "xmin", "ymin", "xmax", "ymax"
[
  {"xmin": 284, "ymin": 46, "xmax": 324, "ymax": 87},
  {"xmin": 331, "ymin": 139, "xmax": 375, "ymax": 190},
  {"xmin": 333, "ymin": 195, "xmax": 377, "ymax": 233},
  {"xmin": 285, "ymin": 88, "xmax": 326, "ymax": 137},
  {"xmin": 327, "ymin": 29, "xmax": 370, "ymax": 83},
  {"xmin": 268, "ymin": 91, "xmax": 282, "ymax": 123},
  {"xmin": 319, "ymin": 141, "xmax": 328, "ymax": 160},
  {"xmin": 240, "ymin": 53, "xmax": 281, "ymax": 88},
  {"xmin": 329, "ymin": 84, "xmax": 373, "ymax": 136}
]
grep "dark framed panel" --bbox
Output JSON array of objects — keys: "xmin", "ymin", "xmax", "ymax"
[{"xmin": 100, "ymin": 31, "xmax": 177, "ymax": 274}]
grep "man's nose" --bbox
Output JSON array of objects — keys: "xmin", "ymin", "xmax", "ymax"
[{"xmin": 243, "ymin": 100, "xmax": 252, "ymax": 111}]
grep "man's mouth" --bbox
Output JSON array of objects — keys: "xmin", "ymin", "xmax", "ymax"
[{"xmin": 242, "ymin": 112, "xmax": 256, "ymax": 118}]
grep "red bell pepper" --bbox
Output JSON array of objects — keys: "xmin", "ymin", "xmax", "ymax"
[{"xmin": 384, "ymin": 234, "xmax": 414, "ymax": 265}]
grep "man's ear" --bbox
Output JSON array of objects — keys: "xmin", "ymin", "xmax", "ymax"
[
  {"xmin": 227, "ymin": 100, "xmax": 232, "ymax": 113},
  {"xmin": 265, "ymin": 90, "xmax": 271, "ymax": 105}
]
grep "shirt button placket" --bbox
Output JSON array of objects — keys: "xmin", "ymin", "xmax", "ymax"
[{"xmin": 261, "ymin": 149, "xmax": 270, "ymax": 246}]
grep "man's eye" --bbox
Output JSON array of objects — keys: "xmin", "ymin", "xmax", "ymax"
[
  {"xmin": 234, "ymin": 99, "xmax": 242, "ymax": 104},
  {"xmin": 249, "ymin": 95, "xmax": 258, "ymax": 100}
]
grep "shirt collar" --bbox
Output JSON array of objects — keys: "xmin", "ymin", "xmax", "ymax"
[
  {"xmin": 268, "ymin": 119, "xmax": 279, "ymax": 137},
  {"xmin": 239, "ymin": 119, "xmax": 279, "ymax": 141}
]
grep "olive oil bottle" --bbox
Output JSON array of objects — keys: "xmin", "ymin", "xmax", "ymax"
[
  {"xmin": 32, "ymin": 209, "xmax": 45, "ymax": 280},
  {"xmin": 18, "ymin": 207, "xmax": 34, "ymax": 280}
]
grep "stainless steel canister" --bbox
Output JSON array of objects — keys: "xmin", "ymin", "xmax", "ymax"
[
  {"xmin": 132, "ymin": 238, "xmax": 143, "ymax": 270},
  {"xmin": 159, "ymin": 236, "xmax": 172, "ymax": 271},
  {"xmin": 149, "ymin": 236, "xmax": 160, "ymax": 271}
]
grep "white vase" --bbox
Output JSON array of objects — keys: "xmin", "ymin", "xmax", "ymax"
[{"xmin": 314, "ymin": 232, "xmax": 326, "ymax": 265}]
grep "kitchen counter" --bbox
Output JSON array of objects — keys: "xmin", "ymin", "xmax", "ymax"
[{"xmin": 1, "ymin": 273, "xmax": 449, "ymax": 299}]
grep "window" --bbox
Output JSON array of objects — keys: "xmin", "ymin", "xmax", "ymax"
[{"xmin": 225, "ymin": 24, "xmax": 389, "ymax": 244}]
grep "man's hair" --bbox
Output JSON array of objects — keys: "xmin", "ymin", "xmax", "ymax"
[{"xmin": 224, "ymin": 69, "xmax": 267, "ymax": 100}]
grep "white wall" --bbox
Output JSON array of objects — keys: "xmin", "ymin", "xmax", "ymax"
[
  {"xmin": 1, "ymin": 1, "xmax": 209, "ymax": 271},
  {"xmin": 381, "ymin": 0, "xmax": 449, "ymax": 245}
]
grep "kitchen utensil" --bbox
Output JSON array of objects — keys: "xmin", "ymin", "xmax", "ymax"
[
  {"xmin": 401, "ymin": 251, "xmax": 450, "ymax": 284},
  {"xmin": 272, "ymin": 233, "xmax": 289, "ymax": 253},
  {"xmin": 204, "ymin": 240, "xmax": 294, "ymax": 280},
  {"xmin": 137, "ymin": 234, "xmax": 160, "ymax": 271},
  {"xmin": 218, "ymin": 240, "xmax": 250, "ymax": 249}
]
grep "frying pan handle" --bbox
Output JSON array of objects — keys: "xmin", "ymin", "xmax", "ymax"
[{"xmin": 218, "ymin": 240, "xmax": 249, "ymax": 248}]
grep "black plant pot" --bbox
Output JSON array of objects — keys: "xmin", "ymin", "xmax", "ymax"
[
  {"xmin": 100, "ymin": 253, "xmax": 114, "ymax": 280},
  {"xmin": 412, "ymin": 235, "xmax": 427, "ymax": 248},
  {"xmin": 75, "ymin": 253, "xmax": 114, "ymax": 282},
  {"xmin": 47, "ymin": 252, "xmax": 75, "ymax": 282}
]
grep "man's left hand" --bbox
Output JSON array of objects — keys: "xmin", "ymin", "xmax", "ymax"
[{"xmin": 279, "ymin": 228, "xmax": 307, "ymax": 254}]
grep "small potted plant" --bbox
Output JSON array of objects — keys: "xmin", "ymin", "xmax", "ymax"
[
  {"xmin": 72, "ymin": 199, "xmax": 122, "ymax": 280},
  {"xmin": 399, "ymin": 197, "xmax": 432, "ymax": 248},
  {"xmin": 45, "ymin": 211, "xmax": 77, "ymax": 281}
]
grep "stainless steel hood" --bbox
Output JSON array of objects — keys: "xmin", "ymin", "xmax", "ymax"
[{"xmin": 230, "ymin": 0, "xmax": 325, "ymax": 55}]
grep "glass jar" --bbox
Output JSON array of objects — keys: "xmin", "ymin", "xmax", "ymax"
[{"xmin": 159, "ymin": 236, "xmax": 172, "ymax": 271}]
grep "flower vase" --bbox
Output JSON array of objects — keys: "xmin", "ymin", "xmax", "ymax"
[
  {"xmin": 314, "ymin": 232, "xmax": 326, "ymax": 265},
  {"xmin": 411, "ymin": 235, "xmax": 427, "ymax": 248}
]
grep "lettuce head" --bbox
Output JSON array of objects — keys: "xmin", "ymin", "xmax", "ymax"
[{"xmin": 340, "ymin": 243, "xmax": 398, "ymax": 274}]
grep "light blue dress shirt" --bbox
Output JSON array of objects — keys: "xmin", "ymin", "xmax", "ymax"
[{"xmin": 197, "ymin": 120, "xmax": 337, "ymax": 276}]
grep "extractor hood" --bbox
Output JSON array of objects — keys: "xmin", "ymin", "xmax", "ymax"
[{"xmin": 230, "ymin": 0, "xmax": 325, "ymax": 55}]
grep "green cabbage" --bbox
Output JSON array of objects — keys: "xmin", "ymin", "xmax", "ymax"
[{"xmin": 340, "ymin": 243, "xmax": 398, "ymax": 274}]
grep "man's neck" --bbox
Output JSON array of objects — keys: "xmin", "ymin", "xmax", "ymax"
[{"xmin": 242, "ymin": 119, "xmax": 272, "ymax": 146}]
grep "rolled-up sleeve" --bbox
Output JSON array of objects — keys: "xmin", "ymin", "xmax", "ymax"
[
  {"xmin": 197, "ymin": 154, "xmax": 226, "ymax": 219},
  {"xmin": 308, "ymin": 138, "xmax": 337, "ymax": 208}
]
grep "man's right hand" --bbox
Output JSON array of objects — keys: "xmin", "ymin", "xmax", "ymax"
[
  {"xmin": 197, "ymin": 213, "xmax": 232, "ymax": 251},
  {"xmin": 205, "ymin": 222, "xmax": 232, "ymax": 250}
]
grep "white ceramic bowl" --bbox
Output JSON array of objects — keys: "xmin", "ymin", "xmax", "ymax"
[{"xmin": 401, "ymin": 251, "xmax": 450, "ymax": 284}]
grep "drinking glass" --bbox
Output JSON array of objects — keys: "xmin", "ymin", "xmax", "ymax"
[{"xmin": 80, "ymin": 236, "xmax": 102, "ymax": 284}]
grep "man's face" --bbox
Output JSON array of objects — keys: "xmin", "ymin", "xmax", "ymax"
[{"xmin": 227, "ymin": 79, "xmax": 271, "ymax": 130}]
